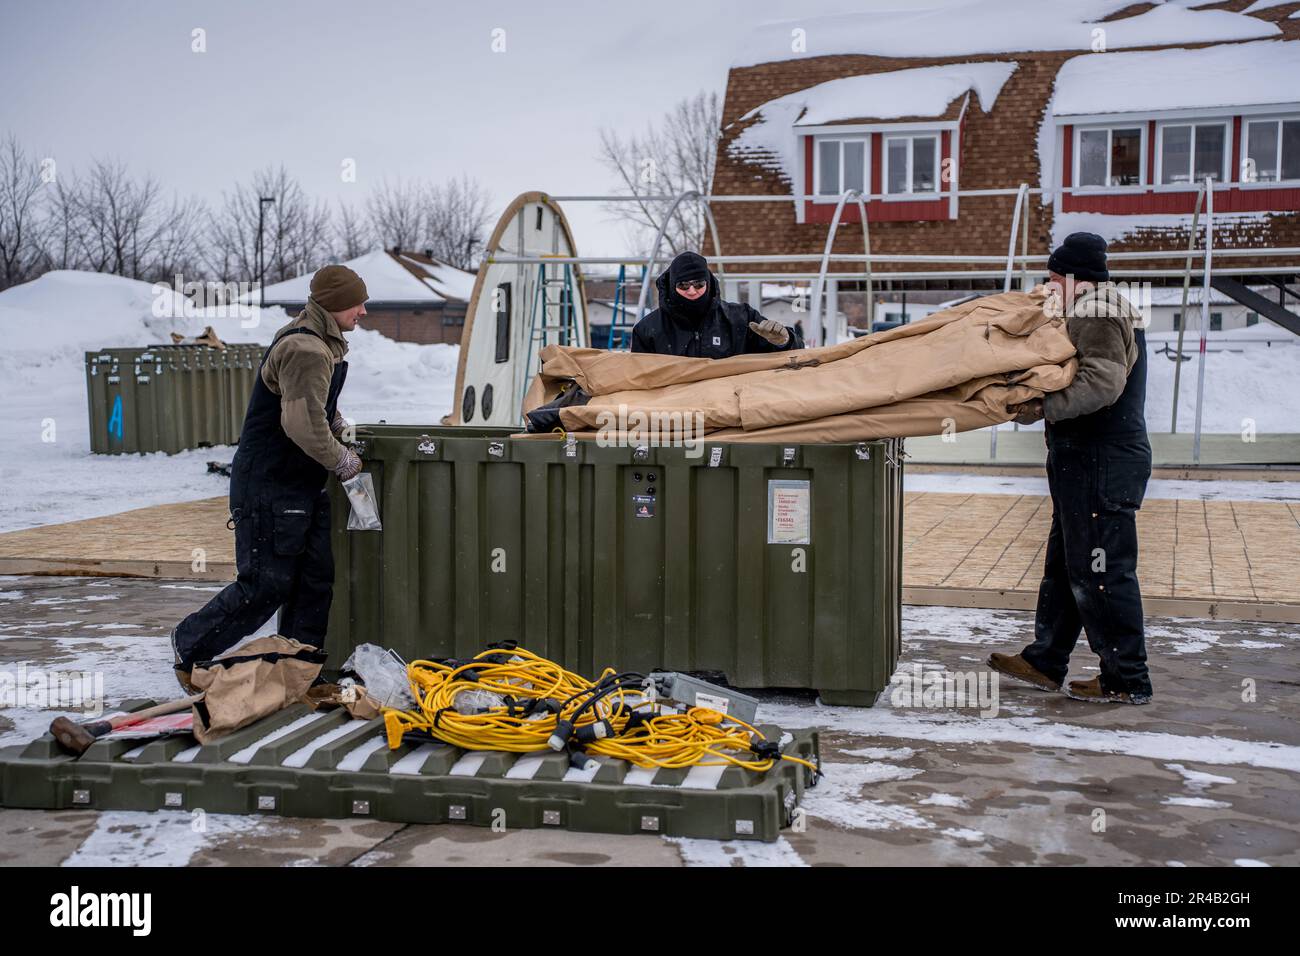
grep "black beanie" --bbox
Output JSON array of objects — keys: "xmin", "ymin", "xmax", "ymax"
[
  {"xmin": 667, "ymin": 251, "xmax": 710, "ymax": 287},
  {"xmin": 1048, "ymin": 232, "xmax": 1109, "ymax": 283}
]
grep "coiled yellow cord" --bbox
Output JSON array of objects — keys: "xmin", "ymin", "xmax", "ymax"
[{"xmin": 381, "ymin": 645, "xmax": 816, "ymax": 774}]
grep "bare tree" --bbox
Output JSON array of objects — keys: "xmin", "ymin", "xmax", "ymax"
[
  {"xmin": 208, "ymin": 165, "xmax": 333, "ymax": 285},
  {"xmin": 597, "ymin": 91, "xmax": 721, "ymax": 257},
  {"xmin": 334, "ymin": 199, "xmax": 372, "ymax": 260},
  {"xmin": 422, "ymin": 175, "xmax": 492, "ymax": 269},
  {"xmin": 366, "ymin": 177, "xmax": 424, "ymax": 253},
  {"xmin": 0, "ymin": 135, "xmax": 49, "ymax": 289}
]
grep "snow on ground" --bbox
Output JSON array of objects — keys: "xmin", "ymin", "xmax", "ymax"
[
  {"xmin": 906, "ymin": 473, "xmax": 1300, "ymax": 502},
  {"xmin": 0, "ymin": 271, "xmax": 459, "ymax": 533},
  {"xmin": 63, "ymin": 810, "xmax": 283, "ymax": 867},
  {"xmin": 732, "ymin": 1, "xmax": 1277, "ymax": 65}
]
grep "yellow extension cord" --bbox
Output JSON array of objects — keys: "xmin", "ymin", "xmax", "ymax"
[{"xmin": 382, "ymin": 645, "xmax": 818, "ymax": 774}]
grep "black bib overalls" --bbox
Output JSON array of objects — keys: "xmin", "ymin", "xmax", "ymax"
[
  {"xmin": 173, "ymin": 327, "xmax": 348, "ymax": 665},
  {"xmin": 1021, "ymin": 328, "xmax": 1153, "ymax": 697}
]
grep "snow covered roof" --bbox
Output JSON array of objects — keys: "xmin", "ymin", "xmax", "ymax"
[
  {"xmin": 256, "ymin": 249, "xmax": 474, "ymax": 305},
  {"xmin": 732, "ymin": 0, "xmax": 1280, "ymax": 66},
  {"xmin": 1051, "ymin": 39, "xmax": 1300, "ymax": 117},
  {"xmin": 730, "ymin": 61, "xmax": 1017, "ymax": 184}
]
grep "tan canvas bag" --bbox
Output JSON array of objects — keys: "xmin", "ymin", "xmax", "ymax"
[{"xmin": 190, "ymin": 635, "xmax": 327, "ymax": 743}]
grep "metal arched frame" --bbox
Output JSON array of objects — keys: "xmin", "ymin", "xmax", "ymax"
[
  {"xmin": 1003, "ymin": 182, "xmax": 1030, "ymax": 293},
  {"xmin": 810, "ymin": 190, "xmax": 871, "ymax": 347},
  {"xmin": 632, "ymin": 190, "xmax": 727, "ymax": 322}
]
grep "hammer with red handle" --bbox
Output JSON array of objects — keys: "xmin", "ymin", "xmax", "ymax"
[{"xmin": 50, "ymin": 694, "xmax": 202, "ymax": 756}]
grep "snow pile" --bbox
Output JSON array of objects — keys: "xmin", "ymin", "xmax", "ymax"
[
  {"xmin": 733, "ymin": 0, "xmax": 1278, "ymax": 66},
  {"xmin": 0, "ymin": 270, "xmax": 461, "ymax": 532},
  {"xmin": 1051, "ymin": 39, "xmax": 1300, "ymax": 116},
  {"xmin": 394, "ymin": 252, "xmax": 477, "ymax": 301},
  {"xmin": 730, "ymin": 61, "xmax": 1017, "ymax": 184}
]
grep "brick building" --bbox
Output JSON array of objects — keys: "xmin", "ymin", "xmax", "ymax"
[
  {"xmin": 259, "ymin": 249, "xmax": 475, "ymax": 345},
  {"xmin": 711, "ymin": 0, "xmax": 1300, "ymax": 331}
]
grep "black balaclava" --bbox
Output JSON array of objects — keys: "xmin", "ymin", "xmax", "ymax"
[{"xmin": 664, "ymin": 251, "xmax": 714, "ymax": 322}]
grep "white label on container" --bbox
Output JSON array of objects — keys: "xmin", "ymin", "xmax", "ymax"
[
  {"xmin": 767, "ymin": 479, "xmax": 811, "ymax": 545},
  {"xmin": 695, "ymin": 692, "xmax": 729, "ymax": 714}
]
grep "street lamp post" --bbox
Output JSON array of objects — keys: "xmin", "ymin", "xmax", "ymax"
[{"xmin": 256, "ymin": 196, "xmax": 275, "ymax": 309}]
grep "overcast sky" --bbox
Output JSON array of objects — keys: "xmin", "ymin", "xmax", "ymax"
[{"xmin": 0, "ymin": 0, "xmax": 955, "ymax": 260}]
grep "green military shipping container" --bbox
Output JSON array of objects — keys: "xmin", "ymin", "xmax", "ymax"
[
  {"xmin": 85, "ymin": 343, "xmax": 264, "ymax": 455},
  {"xmin": 326, "ymin": 426, "xmax": 904, "ymax": 705}
]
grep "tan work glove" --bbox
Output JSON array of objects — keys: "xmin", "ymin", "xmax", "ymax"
[
  {"xmin": 330, "ymin": 409, "xmax": 354, "ymax": 441},
  {"xmin": 748, "ymin": 319, "xmax": 790, "ymax": 346},
  {"xmin": 335, "ymin": 445, "xmax": 362, "ymax": 481},
  {"xmin": 1010, "ymin": 398, "xmax": 1044, "ymax": 425}
]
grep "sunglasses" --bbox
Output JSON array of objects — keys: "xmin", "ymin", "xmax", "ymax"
[{"xmin": 675, "ymin": 279, "xmax": 708, "ymax": 292}]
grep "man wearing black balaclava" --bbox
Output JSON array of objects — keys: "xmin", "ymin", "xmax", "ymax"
[{"xmin": 630, "ymin": 251, "xmax": 804, "ymax": 357}]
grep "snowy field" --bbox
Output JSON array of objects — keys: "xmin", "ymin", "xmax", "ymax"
[
  {"xmin": 0, "ymin": 271, "xmax": 459, "ymax": 533},
  {"xmin": 0, "ymin": 269, "xmax": 1297, "ymax": 533}
]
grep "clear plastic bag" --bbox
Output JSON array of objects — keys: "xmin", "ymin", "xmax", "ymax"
[
  {"xmin": 341, "ymin": 643, "xmax": 415, "ymax": 710},
  {"xmin": 343, "ymin": 473, "xmax": 382, "ymax": 531}
]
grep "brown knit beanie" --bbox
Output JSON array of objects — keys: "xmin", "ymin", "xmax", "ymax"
[{"xmin": 309, "ymin": 264, "xmax": 368, "ymax": 312}]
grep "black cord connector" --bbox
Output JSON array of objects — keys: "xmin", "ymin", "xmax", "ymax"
[{"xmin": 548, "ymin": 718, "xmax": 574, "ymax": 751}]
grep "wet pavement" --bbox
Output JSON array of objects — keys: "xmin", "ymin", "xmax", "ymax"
[{"xmin": 0, "ymin": 574, "xmax": 1295, "ymax": 867}]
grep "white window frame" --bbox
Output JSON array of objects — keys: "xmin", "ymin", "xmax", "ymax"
[
  {"xmin": 1154, "ymin": 118, "xmax": 1230, "ymax": 190},
  {"xmin": 882, "ymin": 132, "xmax": 942, "ymax": 200},
  {"xmin": 1242, "ymin": 114, "xmax": 1300, "ymax": 188},
  {"xmin": 811, "ymin": 135, "xmax": 869, "ymax": 200},
  {"xmin": 1072, "ymin": 123, "xmax": 1146, "ymax": 192}
]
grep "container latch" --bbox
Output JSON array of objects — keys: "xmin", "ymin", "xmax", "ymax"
[
  {"xmin": 351, "ymin": 439, "xmax": 370, "ymax": 458},
  {"xmin": 564, "ymin": 434, "xmax": 577, "ymax": 458},
  {"xmin": 782, "ymin": 447, "xmax": 796, "ymax": 466},
  {"xmin": 708, "ymin": 446, "xmax": 723, "ymax": 468},
  {"xmin": 416, "ymin": 437, "xmax": 438, "ymax": 456},
  {"xmin": 855, "ymin": 442, "xmax": 871, "ymax": 461},
  {"xmin": 488, "ymin": 441, "xmax": 505, "ymax": 459},
  {"xmin": 633, "ymin": 444, "xmax": 649, "ymax": 462}
]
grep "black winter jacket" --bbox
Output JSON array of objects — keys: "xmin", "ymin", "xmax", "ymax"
[{"xmin": 630, "ymin": 271, "xmax": 804, "ymax": 358}]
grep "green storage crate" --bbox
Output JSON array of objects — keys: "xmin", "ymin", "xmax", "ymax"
[
  {"xmin": 0, "ymin": 699, "xmax": 819, "ymax": 842},
  {"xmin": 85, "ymin": 344, "xmax": 264, "ymax": 455},
  {"xmin": 326, "ymin": 426, "xmax": 904, "ymax": 705}
]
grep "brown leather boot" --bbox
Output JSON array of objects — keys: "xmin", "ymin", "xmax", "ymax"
[
  {"xmin": 1065, "ymin": 676, "xmax": 1151, "ymax": 705},
  {"xmin": 171, "ymin": 627, "xmax": 199, "ymax": 695},
  {"xmin": 986, "ymin": 652, "xmax": 1061, "ymax": 692}
]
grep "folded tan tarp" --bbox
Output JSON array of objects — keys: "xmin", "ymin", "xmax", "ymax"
[{"xmin": 522, "ymin": 287, "xmax": 1077, "ymax": 443}]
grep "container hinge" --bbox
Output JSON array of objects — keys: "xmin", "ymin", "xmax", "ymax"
[
  {"xmin": 416, "ymin": 437, "xmax": 438, "ymax": 456},
  {"xmin": 488, "ymin": 441, "xmax": 505, "ymax": 459},
  {"xmin": 855, "ymin": 443, "xmax": 871, "ymax": 461},
  {"xmin": 563, "ymin": 434, "xmax": 577, "ymax": 458},
  {"xmin": 781, "ymin": 446, "xmax": 796, "ymax": 466},
  {"xmin": 632, "ymin": 444, "xmax": 649, "ymax": 463}
]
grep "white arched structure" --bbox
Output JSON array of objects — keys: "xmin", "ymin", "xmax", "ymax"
[{"xmin": 447, "ymin": 192, "xmax": 590, "ymax": 426}]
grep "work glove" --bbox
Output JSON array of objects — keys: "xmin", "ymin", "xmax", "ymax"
[
  {"xmin": 335, "ymin": 445, "xmax": 363, "ymax": 482},
  {"xmin": 330, "ymin": 409, "xmax": 349, "ymax": 438},
  {"xmin": 748, "ymin": 319, "xmax": 790, "ymax": 346},
  {"xmin": 1010, "ymin": 398, "xmax": 1044, "ymax": 425}
]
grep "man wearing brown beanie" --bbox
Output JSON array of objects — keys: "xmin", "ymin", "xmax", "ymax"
[{"xmin": 169, "ymin": 264, "xmax": 369, "ymax": 687}]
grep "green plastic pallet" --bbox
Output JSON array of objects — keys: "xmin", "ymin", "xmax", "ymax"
[{"xmin": 0, "ymin": 700, "xmax": 820, "ymax": 843}]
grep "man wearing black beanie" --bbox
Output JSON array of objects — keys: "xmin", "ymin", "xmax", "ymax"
[
  {"xmin": 989, "ymin": 232, "xmax": 1155, "ymax": 705},
  {"xmin": 631, "ymin": 251, "xmax": 804, "ymax": 357}
]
